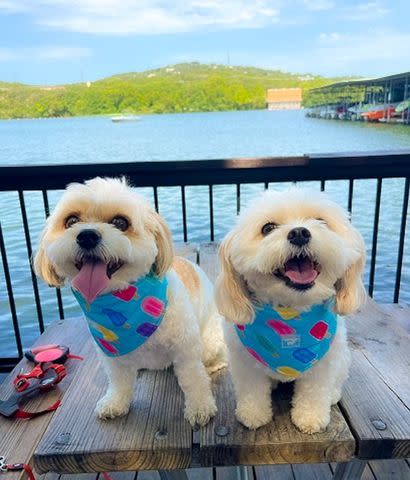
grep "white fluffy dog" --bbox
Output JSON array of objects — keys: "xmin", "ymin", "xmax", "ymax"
[
  {"xmin": 215, "ymin": 188, "xmax": 366, "ymax": 433},
  {"xmin": 34, "ymin": 177, "xmax": 226, "ymax": 426}
]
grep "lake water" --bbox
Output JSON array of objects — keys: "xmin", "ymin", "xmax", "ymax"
[{"xmin": 1, "ymin": 110, "xmax": 409, "ymax": 358}]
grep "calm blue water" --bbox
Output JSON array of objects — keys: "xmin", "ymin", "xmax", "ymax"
[{"xmin": 1, "ymin": 110, "xmax": 409, "ymax": 358}]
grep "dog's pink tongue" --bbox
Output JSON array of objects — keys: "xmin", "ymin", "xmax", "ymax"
[
  {"xmin": 284, "ymin": 257, "xmax": 318, "ymax": 285},
  {"xmin": 72, "ymin": 260, "xmax": 109, "ymax": 304}
]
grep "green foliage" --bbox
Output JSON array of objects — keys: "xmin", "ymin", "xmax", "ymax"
[{"xmin": 0, "ymin": 63, "xmax": 351, "ymax": 119}]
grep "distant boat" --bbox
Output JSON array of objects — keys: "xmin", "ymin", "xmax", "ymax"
[
  {"xmin": 111, "ymin": 115, "xmax": 141, "ymax": 123},
  {"xmin": 361, "ymin": 106, "xmax": 396, "ymax": 121}
]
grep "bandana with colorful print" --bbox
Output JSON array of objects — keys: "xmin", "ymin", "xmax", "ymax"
[
  {"xmin": 72, "ymin": 273, "xmax": 168, "ymax": 357},
  {"xmin": 235, "ymin": 299, "xmax": 337, "ymax": 379}
]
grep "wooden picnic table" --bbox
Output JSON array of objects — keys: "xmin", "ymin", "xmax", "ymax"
[{"xmin": 0, "ymin": 243, "xmax": 409, "ymax": 480}]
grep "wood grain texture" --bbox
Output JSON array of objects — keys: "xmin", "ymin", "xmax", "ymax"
[
  {"xmin": 198, "ymin": 243, "xmax": 354, "ymax": 466},
  {"xmin": 342, "ymin": 299, "xmax": 410, "ymax": 460},
  {"xmin": 34, "ymin": 358, "xmax": 192, "ymax": 473},
  {"xmin": 215, "ymin": 466, "xmax": 251, "ymax": 480},
  {"xmin": 368, "ymin": 459, "xmax": 410, "ymax": 480},
  {"xmin": 59, "ymin": 474, "xmax": 97, "ymax": 480},
  {"xmin": 198, "ymin": 370, "xmax": 354, "ymax": 466},
  {"xmin": 361, "ymin": 465, "xmax": 377, "ymax": 480},
  {"xmin": 174, "ymin": 243, "xmax": 199, "ymax": 264},
  {"xmin": 254, "ymin": 465, "xmax": 294, "ymax": 480},
  {"xmin": 197, "ymin": 243, "xmax": 219, "ymax": 283},
  {"xmin": 0, "ymin": 317, "xmax": 90, "ymax": 480},
  {"xmin": 101, "ymin": 472, "xmax": 137, "ymax": 479},
  {"xmin": 38, "ymin": 473, "xmax": 60, "ymax": 480},
  {"xmin": 185, "ymin": 468, "xmax": 213, "ymax": 480},
  {"xmin": 380, "ymin": 303, "xmax": 410, "ymax": 333},
  {"xmin": 292, "ymin": 463, "xmax": 333, "ymax": 480},
  {"xmin": 137, "ymin": 472, "xmax": 160, "ymax": 480}
]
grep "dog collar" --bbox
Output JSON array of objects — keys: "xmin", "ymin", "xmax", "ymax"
[
  {"xmin": 235, "ymin": 298, "xmax": 337, "ymax": 379},
  {"xmin": 72, "ymin": 273, "xmax": 168, "ymax": 357}
]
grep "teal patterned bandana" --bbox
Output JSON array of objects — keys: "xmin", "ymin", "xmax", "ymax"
[
  {"xmin": 72, "ymin": 273, "xmax": 168, "ymax": 357},
  {"xmin": 235, "ymin": 299, "xmax": 337, "ymax": 379}
]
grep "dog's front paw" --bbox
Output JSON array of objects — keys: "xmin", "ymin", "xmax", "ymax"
[
  {"xmin": 236, "ymin": 400, "xmax": 272, "ymax": 430},
  {"xmin": 95, "ymin": 394, "xmax": 131, "ymax": 420},
  {"xmin": 291, "ymin": 406, "xmax": 330, "ymax": 434},
  {"xmin": 184, "ymin": 397, "xmax": 217, "ymax": 426}
]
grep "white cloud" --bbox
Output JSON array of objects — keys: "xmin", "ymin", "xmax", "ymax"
[
  {"xmin": 0, "ymin": 0, "xmax": 282, "ymax": 35},
  {"xmin": 340, "ymin": 2, "xmax": 389, "ymax": 22},
  {"xmin": 278, "ymin": 29, "xmax": 410, "ymax": 76},
  {"xmin": 318, "ymin": 32, "xmax": 341, "ymax": 43},
  {"xmin": 0, "ymin": 1, "xmax": 31, "ymax": 14},
  {"xmin": 0, "ymin": 46, "xmax": 91, "ymax": 62},
  {"xmin": 302, "ymin": 0, "xmax": 334, "ymax": 12}
]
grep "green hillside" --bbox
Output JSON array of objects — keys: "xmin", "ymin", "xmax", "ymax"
[{"xmin": 0, "ymin": 63, "xmax": 350, "ymax": 119}]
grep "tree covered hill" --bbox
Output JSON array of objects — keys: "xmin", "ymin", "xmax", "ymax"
[{"xmin": 0, "ymin": 63, "xmax": 349, "ymax": 119}]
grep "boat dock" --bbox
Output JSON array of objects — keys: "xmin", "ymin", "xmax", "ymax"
[{"xmin": 306, "ymin": 71, "xmax": 410, "ymax": 125}]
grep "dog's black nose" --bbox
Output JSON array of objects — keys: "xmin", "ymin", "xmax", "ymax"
[
  {"xmin": 76, "ymin": 229, "xmax": 101, "ymax": 250},
  {"xmin": 287, "ymin": 227, "xmax": 311, "ymax": 246}
]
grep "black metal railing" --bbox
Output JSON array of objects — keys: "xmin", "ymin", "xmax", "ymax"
[{"xmin": 0, "ymin": 150, "xmax": 409, "ymax": 372}]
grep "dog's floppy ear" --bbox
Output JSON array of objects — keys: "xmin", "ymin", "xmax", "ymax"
[
  {"xmin": 335, "ymin": 225, "xmax": 367, "ymax": 315},
  {"xmin": 150, "ymin": 211, "xmax": 174, "ymax": 278},
  {"xmin": 215, "ymin": 232, "xmax": 254, "ymax": 325},
  {"xmin": 33, "ymin": 229, "xmax": 64, "ymax": 287}
]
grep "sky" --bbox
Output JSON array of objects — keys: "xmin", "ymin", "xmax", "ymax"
[{"xmin": 0, "ymin": 0, "xmax": 409, "ymax": 85}]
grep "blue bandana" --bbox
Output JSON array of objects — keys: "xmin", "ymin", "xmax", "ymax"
[
  {"xmin": 235, "ymin": 299, "xmax": 337, "ymax": 379},
  {"xmin": 72, "ymin": 273, "xmax": 168, "ymax": 357}
]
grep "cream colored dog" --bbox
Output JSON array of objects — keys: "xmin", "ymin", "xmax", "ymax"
[
  {"xmin": 215, "ymin": 188, "xmax": 366, "ymax": 433},
  {"xmin": 34, "ymin": 177, "xmax": 226, "ymax": 425}
]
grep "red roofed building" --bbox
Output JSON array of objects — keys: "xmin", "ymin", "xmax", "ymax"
[{"xmin": 266, "ymin": 88, "xmax": 302, "ymax": 110}]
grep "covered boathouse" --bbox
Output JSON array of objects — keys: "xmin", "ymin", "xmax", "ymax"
[{"xmin": 306, "ymin": 71, "xmax": 410, "ymax": 124}]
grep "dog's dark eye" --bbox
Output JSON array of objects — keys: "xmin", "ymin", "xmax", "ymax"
[
  {"xmin": 65, "ymin": 215, "xmax": 80, "ymax": 229},
  {"xmin": 261, "ymin": 222, "xmax": 277, "ymax": 235},
  {"xmin": 316, "ymin": 217, "xmax": 328, "ymax": 225},
  {"xmin": 110, "ymin": 216, "xmax": 129, "ymax": 231}
]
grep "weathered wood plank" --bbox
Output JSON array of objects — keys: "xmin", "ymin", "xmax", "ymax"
[
  {"xmin": 215, "ymin": 466, "xmax": 254, "ymax": 480},
  {"xmin": 34, "ymin": 353, "xmax": 192, "ymax": 473},
  {"xmin": 198, "ymin": 369, "xmax": 354, "ymax": 466},
  {"xmin": 349, "ymin": 300, "xmax": 410, "ymax": 407},
  {"xmin": 59, "ymin": 475, "xmax": 97, "ymax": 480},
  {"xmin": 361, "ymin": 464, "xmax": 377, "ymax": 480},
  {"xmin": 38, "ymin": 473, "xmax": 60, "ymax": 480},
  {"xmin": 341, "ymin": 300, "xmax": 410, "ymax": 460},
  {"xmin": 137, "ymin": 472, "xmax": 160, "ymax": 480},
  {"xmin": 254, "ymin": 464, "xmax": 294, "ymax": 480},
  {"xmin": 185, "ymin": 468, "xmax": 213, "ymax": 480},
  {"xmin": 330, "ymin": 461, "xmax": 376, "ymax": 480},
  {"xmin": 174, "ymin": 243, "xmax": 199, "ymax": 264},
  {"xmin": 292, "ymin": 463, "xmax": 332, "ymax": 480},
  {"xmin": 101, "ymin": 472, "xmax": 137, "ymax": 479},
  {"xmin": 368, "ymin": 459, "xmax": 410, "ymax": 480},
  {"xmin": 0, "ymin": 318, "xmax": 90, "ymax": 480},
  {"xmin": 197, "ymin": 243, "xmax": 219, "ymax": 283},
  {"xmin": 198, "ymin": 243, "xmax": 355, "ymax": 466},
  {"xmin": 380, "ymin": 303, "xmax": 410, "ymax": 333}
]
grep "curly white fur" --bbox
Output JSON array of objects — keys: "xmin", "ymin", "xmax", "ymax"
[
  {"xmin": 215, "ymin": 188, "xmax": 366, "ymax": 433},
  {"xmin": 34, "ymin": 177, "xmax": 227, "ymax": 426}
]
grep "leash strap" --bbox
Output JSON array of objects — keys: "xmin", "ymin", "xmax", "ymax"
[
  {"xmin": 14, "ymin": 399, "xmax": 62, "ymax": 419},
  {"xmin": 0, "ymin": 457, "xmax": 36, "ymax": 480}
]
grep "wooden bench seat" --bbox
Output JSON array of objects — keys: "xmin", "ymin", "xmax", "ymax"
[{"xmin": 0, "ymin": 243, "xmax": 409, "ymax": 480}]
